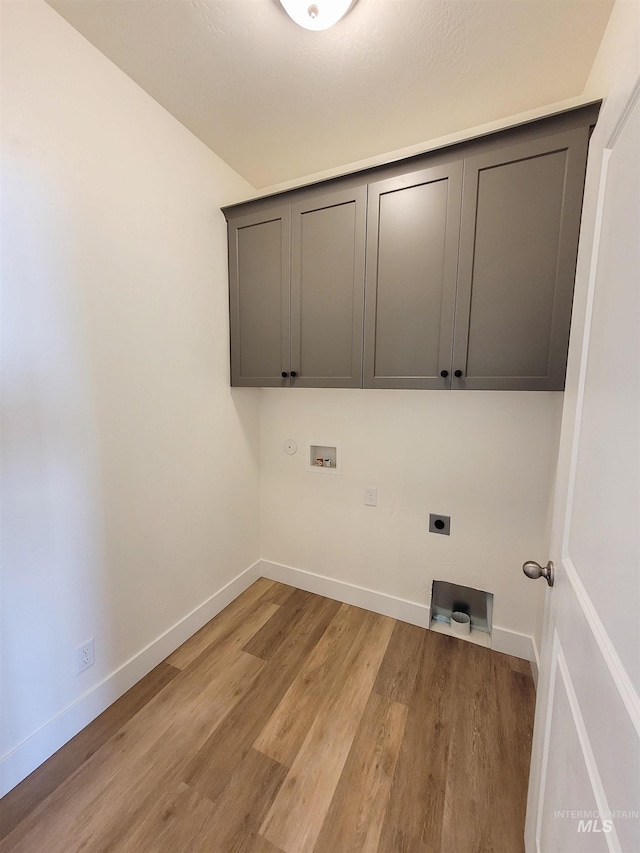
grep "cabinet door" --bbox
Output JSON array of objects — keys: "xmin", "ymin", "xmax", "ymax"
[
  {"xmin": 290, "ymin": 187, "xmax": 366, "ymax": 388},
  {"xmin": 228, "ymin": 206, "xmax": 290, "ymax": 386},
  {"xmin": 364, "ymin": 163, "xmax": 463, "ymax": 389},
  {"xmin": 453, "ymin": 128, "xmax": 590, "ymax": 390}
]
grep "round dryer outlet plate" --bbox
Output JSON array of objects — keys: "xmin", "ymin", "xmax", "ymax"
[{"xmin": 283, "ymin": 439, "xmax": 297, "ymax": 455}]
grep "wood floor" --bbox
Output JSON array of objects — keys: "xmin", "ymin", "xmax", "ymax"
[{"xmin": 0, "ymin": 579, "xmax": 535, "ymax": 852}]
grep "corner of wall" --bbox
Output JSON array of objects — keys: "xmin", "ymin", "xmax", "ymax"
[{"xmin": 583, "ymin": 0, "xmax": 640, "ymax": 99}]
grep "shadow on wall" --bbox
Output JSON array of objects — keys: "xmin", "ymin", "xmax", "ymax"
[
  {"xmin": 230, "ymin": 387, "xmax": 261, "ymax": 474},
  {"xmin": 1, "ymin": 161, "xmax": 112, "ymax": 788}
]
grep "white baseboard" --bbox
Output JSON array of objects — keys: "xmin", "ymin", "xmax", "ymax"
[
  {"xmin": 257, "ymin": 559, "xmax": 431, "ymax": 628},
  {"xmin": 0, "ymin": 561, "xmax": 262, "ymax": 797},
  {"xmin": 491, "ymin": 624, "xmax": 538, "ymax": 667},
  {"xmin": 258, "ymin": 560, "xmax": 536, "ymax": 665}
]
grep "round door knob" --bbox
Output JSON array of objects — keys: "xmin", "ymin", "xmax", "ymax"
[
  {"xmin": 454, "ymin": 369, "xmax": 463, "ymax": 378},
  {"xmin": 281, "ymin": 372, "xmax": 289, "ymax": 378},
  {"xmin": 523, "ymin": 560, "xmax": 555, "ymax": 587},
  {"xmin": 290, "ymin": 370, "xmax": 297, "ymax": 378},
  {"xmin": 440, "ymin": 370, "xmax": 449, "ymax": 378}
]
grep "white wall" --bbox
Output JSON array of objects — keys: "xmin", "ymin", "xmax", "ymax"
[
  {"xmin": 259, "ymin": 389, "xmax": 560, "ymax": 651},
  {"xmin": 1, "ymin": 0, "xmax": 260, "ymax": 794}
]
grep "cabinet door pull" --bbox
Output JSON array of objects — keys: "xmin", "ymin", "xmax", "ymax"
[
  {"xmin": 440, "ymin": 370, "xmax": 449, "ymax": 378},
  {"xmin": 290, "ymin": 370, "xmax": 298, "ymax": 378},
  {"xmin": 281, "ymin": 372, "xmax": 289, "ymax": 378},
  {"xmin": 454, "ymin": 369, "xmax": 463, "ymax": 378}
]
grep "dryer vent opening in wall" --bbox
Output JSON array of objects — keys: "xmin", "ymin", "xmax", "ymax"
[{"xmin": 430, "ymin": 580, "xmax": 493, "ymax": 647}]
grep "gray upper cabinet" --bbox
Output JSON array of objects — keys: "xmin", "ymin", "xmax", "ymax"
[
  {"xmin": 227, "ymin": 187, "xmax": 366, "ymax": 388},
  {"xmin": 364, "ymin": 163, "xmax": 463, "ymax": 389},
  {"xmin": 224, "ymin": 104, "xmax": 598, "ymax": 390},
  {"xmin": 291, "ymin": 187, "xmax": 366, "ymax": 388},
  {"xmin": 228, "ymin": 206, "xmax": 290, "ymax": 386},
  {"xmin": 452, "ymin": 127, "xmax": 591, "ymax": 390}
]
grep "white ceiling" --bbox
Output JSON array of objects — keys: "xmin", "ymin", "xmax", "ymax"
[{"xmin": 47, "ymin": 0, "xmax": 613, "ymax": 189}]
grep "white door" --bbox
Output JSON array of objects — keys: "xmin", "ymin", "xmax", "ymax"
[{"xmin": 524, "ymin": 39, "xmax": 640, "ymax": 853}]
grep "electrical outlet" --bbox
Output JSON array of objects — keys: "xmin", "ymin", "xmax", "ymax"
[
  {"xmin": 76, "ymin": 638, "xmax": 95, "ymax": 674},
  {"xmin": 365, "ymin": 487, "xmax": 377, "ymax": 507},
  {"xmin": 429, "ymin": 513, "xmax": 451, "ymax": 535}
]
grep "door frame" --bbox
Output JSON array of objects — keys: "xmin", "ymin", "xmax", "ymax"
[{"xmin": 525, "ymin": 37, "xmax": 640, "ymax": 853}]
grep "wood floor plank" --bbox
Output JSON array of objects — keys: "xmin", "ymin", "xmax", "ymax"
[
  {"xmin": 81, "ymin": 657, "xmax": 267, "ymax": 852},
  {"xmin": 241, "ymin": 587, "xmax": 318, "ymax": 660},
  {"xmin": 183, "ymin": 592, "xmax": 342, "ymax": 802},
  {"xmin": 113, "ymin": 782, "xmax": 219, "ymax": 852},
  {"xmin": 201, "ymin": 749, "xmax": 288, "ymax": 852},
  {"xmin": 372, "ymin": 619, "xmax": 425, "ymax": 705},
  {"xmin": 260, "ymin": 580, "xmax": 300, "ymax": 606},
  {"xmin": 440, "ymin": 645, "xmax": 535, "ymax": 853},
  {"xmin": 121, "ymin": 753, "xmax": 289, "ymax": 853},
  {"xmin": 227, "ymin": 831, "xmax": 285, "ymax": 853},
  {"xmin": 378, "ymin": 630, "xmax": 464, "ymax": 853},
  {"xmin": 259, "ymin": 610, "xmax": 395, "ymax": 853},
  {"xmin": 166, "ymin": 578, "xmax": 292, "ymax": 670},
  {"xmin": 0, "ymin": 660, "xmax": 179, "ymax": 842},
  {"xmin": 179, "ymin": 600, "xmax": 280, "ymax": 685},
  {"xmin": 379, "ymin": 826, "xmax": 431, "ymax": 852},
  {"xmin": 314, "ymin": 691, "xmax": 408, "ymax": 852},
  {"xmin": 440, "ymin": 642, "xmax": 496, "ymax": 853},
  {"xmin": 503, "ymin": 653, "xmax": 534, "ymax": 677},
  {"xmin": 1, "ymin": 638, "xmax": 267, "ymax": 852},
  {"xmin": 488, "ymin": 654, "xmax": 535, "ymax": 852},
  {"xmin": 253, "ymin": 602, "xmax": 369, "ymax": 766}
]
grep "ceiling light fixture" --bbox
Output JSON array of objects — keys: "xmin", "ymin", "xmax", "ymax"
[{"xmin": 279, "ymin": 0, "xmax": 357, "ymax": 31}]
